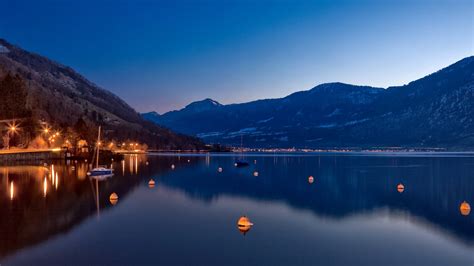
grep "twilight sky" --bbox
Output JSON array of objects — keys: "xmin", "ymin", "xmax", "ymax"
[{"xmin": 1, "ymin": 0, "xmax": 473, "ymax": 113}]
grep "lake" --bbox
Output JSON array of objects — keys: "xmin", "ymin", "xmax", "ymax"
[{"xmin": 1, "ymin": 153, "xmax": 473, "ymax": 265}]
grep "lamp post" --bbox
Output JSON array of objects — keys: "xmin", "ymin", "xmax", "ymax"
[{"xmin": 3, "ymin": 122, "xmax": 19, "ymax": 150}]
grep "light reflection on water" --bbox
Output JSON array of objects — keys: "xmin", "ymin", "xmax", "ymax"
[{"xmin": 0, "ymin": 153, "xmax": 473, "ymax": 265}]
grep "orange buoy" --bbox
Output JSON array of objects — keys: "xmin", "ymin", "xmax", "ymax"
[
  {"xmin": 308, "ymin": 176, "xmax": 314, "ymax": 184},
  {"xmin": 148, "ymin": 179, "xmax": 155, "ymax": 188},
  {"xmin": 109, "ymin": 192, "xmax": 119, "ymax": 205},
  {"xmin": 253, "ymin": 171, "xmax": 259, "ymax": 177},
  {"xmin": 237, "ymin": 216, "xmax": 254, "ymax": 235},
  {"xmin": 460, "ymin": 201, "xmax": 471, "ymax": 216},
  {"xmin": 397, "ymin": 183, "xmax": 405, "ymax": 193}
]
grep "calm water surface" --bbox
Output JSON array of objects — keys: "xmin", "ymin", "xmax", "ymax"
[{"xmin": 1, "ymin": 153, "xmax": 474, "ymax": 265}]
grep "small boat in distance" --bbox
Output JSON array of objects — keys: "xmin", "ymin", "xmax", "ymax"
[
  {"xmin": 87, "ymin": 126, "xmax": 113, "ymax": 179},
  {"xmin": 234, "ymin": 160, "xmax": 249, "ymax": 167},
  {"xmin": 234, "ymin": 135, "xmax": 249, "ymax": 167}
]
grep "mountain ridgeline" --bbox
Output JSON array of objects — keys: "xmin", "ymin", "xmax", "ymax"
[
  {"xmin": 143, "ymin": 56, "xmax": 474, "ymax": 149},
  {"xmin": 0, "ymin": 39, "xmax": 204, "ymax": 150}
]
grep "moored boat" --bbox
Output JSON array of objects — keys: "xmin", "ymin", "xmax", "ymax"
[{"xmin": 87, "ymin": 126, "xmax": 114, "ymax": 179}]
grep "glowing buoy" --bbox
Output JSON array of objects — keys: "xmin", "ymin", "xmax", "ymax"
[
  {"xmin": 397, "ymin": 183, "xmax": 405, "ymax": 193},
  {"xmin": 237, "ymin": 216, "xmax": 254, "ymax": 235},
  {"xmin": 171, "ymin": 164, "xmax": 175, "ymax": 169},
  {"xmin": 218, "ymin": 167, "xmax": 223, "ymax": 173},
  {"xmin": 187, "ymin": 159, "xmax": 190, "ymax": 163},
  {"xmin": 234, "ymin": 163, "xmax": 238, "ymax": 167},
  {"xmin": 43, "ymin": 163, "xmax": 48, "ymax": 167},
  {"xmin": 254, "ymin": 160, "xmax": 257, "ymax": 164},
  {"xmin": 308, "ymin": 176, "xmax": 314, "ymax": 184},
  {"xmin": 109, "ymin": 193, "xmax": 119, "ymax": 205},
  {"xmin": 253, "ymin": 171, "xmax": 259, "ymax": 177},
  {"xmin": 146, "ymin": 161, "xmax": 149, "ymax": 165},
  {"xmin": 85, "ymin": 159, "xmax": 88, "ymax": 163},
  {"xmin": 460, "ymin": 201, "xmax": 471, "ymax": 216},
  {"xmin": 148, "ymin": 179, "xmax": 155, "ymax": 188}
]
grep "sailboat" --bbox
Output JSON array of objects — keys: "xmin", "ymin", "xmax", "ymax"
[
  {"xmin": 87, "ymin": 126, "xmax": 114, "ymax": 179},
  {"xmin": 234, "ymin": 135, "xmax": 249, "ymax": 167}
]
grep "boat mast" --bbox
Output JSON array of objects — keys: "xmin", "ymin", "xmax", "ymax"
[
  {"xmin": 240, "ymin": 134, "xmax": 243, "ymax": 158},
  {"xmin": 96, "ymin": 126, "xmax": 101, "ymax": 168}
]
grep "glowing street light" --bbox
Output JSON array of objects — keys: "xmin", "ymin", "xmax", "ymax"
[
  {"xmin": 42, "ymin": 124, "xmax": 51, "ymax": 135},
  {"xmin": 7, "ymin": 121, "xmax": 20, "ymax": 135}
]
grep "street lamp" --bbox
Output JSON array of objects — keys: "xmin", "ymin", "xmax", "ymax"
[
  {"xmin": 4, "ymin": 121, "xmax": 20, "ymax": 150},
  {"xmin": 9, "ymin": 125, "xmax": 17, "ymax": 134}
]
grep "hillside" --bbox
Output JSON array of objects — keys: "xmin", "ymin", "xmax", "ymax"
[
  {"xmin": 0, "ymin": 39, "xmax": 204, "ymax": 150},
  {"xmin": 143, "ymin": 56, "xmax": 474, "ymax": 149}
]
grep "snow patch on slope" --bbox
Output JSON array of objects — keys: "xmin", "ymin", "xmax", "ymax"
[{"xmin": 0, "ymin": 44, "xmax": 9, "ymax": 53}]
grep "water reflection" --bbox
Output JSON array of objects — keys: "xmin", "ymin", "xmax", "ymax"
[
  {"xmin": 9, "ymin": 180, "xmax": 14, "ymax": 200},
  {"xmin": 0, "ymin": 156, "xmax": 174, "ymax": 258},
  {"xmin": 154, "ymin": 155, "xmax": 474, "ymax": 245},
  {"xmin": 0, "ymin": 154, "xmax": 473, "ymax": 265}
]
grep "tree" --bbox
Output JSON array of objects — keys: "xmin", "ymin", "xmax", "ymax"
[{"xmin": 0, "ymin": 73, "xmax": 29, "ymax": 119}]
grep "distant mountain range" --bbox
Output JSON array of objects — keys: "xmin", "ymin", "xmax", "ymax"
[
  {"xmin": 143, "ymin": 56, "xmax": 474, "ymax": 149},
  {"xmin": 0, "ymin": 39, "xmax": 203, "ymax": 150}
]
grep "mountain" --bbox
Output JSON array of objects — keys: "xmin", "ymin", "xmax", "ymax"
[
  {"xmin": 143, "ymin": 56, "xmax": 474, "ymax": 149},
  {"xmin": 0, "ymin": 39, "xmax": 204, "ymax": 150}
]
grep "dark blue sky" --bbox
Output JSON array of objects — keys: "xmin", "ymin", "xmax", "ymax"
[{"xmin": 1, "ymin": 0, "xmax": 473, "ymax": 113}]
